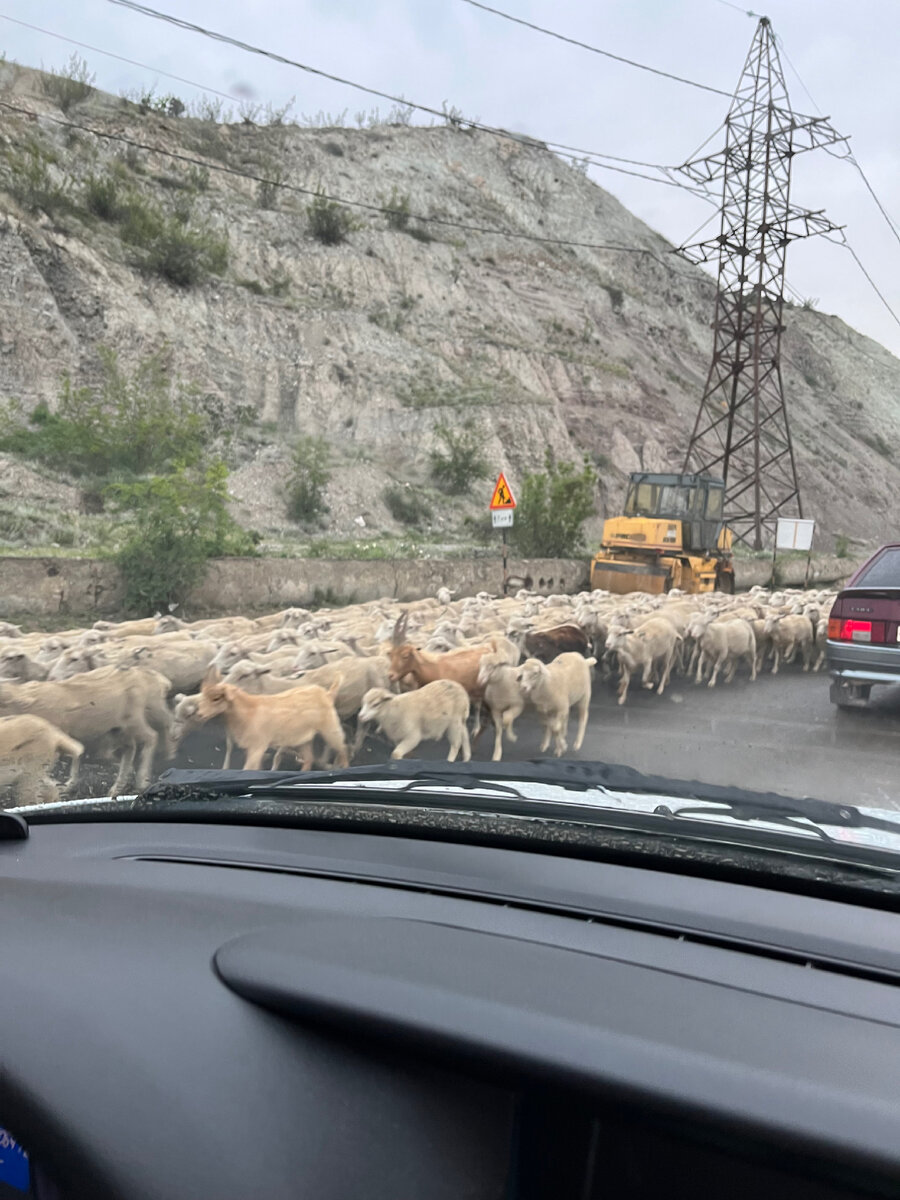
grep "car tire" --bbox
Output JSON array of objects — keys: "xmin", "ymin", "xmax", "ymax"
[{"xmin": 830, "ymin": 680, "xmax": 871, "ymax": 709}]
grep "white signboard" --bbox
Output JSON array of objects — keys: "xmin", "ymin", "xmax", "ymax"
[
  {"xmin": 492, "ymin": 510, "xmax": 514, "ymax": 528},
  {"xmin": 775, "ymin": 518, "xmax": 815, "ymax": 551}
]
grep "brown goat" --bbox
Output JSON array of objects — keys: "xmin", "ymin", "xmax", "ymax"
[
  {"xmin": 197, "ymin": 669, "xmax": 348, "ymax": 772},
  {"xmin": 388, "ymin": 613, "xmax": 493, "ymax": 700},
  {"xmin": 522, "ymin": 624, "xmax": 590, "ymax": 663}
]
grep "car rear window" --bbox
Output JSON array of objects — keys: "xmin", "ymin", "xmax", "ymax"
[{"xmin": 854, "ymin": 547, "xmax": 900, "ymax": 588}]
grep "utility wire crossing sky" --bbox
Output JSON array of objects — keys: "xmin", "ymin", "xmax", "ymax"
[{"xmin": 0, "ymin": 0, "xmax": 897, "ymax": 355}]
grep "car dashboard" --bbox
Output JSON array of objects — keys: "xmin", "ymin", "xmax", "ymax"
[{"xmin": 2, "ymin": 813, "xmax": 900, "ymax": 1199}]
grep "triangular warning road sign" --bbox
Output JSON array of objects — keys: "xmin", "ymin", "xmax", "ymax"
[{"xmin": 489, "ymin": 472, "xmax": 516, "ymax": 510}]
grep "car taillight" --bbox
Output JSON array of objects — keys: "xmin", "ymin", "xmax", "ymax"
[{"xmin": 828, "ymin": 618, "xmax": 887, "ymax": 643}]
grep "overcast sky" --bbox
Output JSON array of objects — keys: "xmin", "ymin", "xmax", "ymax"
[{"xmin": 2, "ymin": 0, "xmax": 898, "ymax": 354}]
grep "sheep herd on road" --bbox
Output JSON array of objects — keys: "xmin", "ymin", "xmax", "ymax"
[{"xmin": 0, "ymin": 581, "xmax": 836, "ymax": 806}]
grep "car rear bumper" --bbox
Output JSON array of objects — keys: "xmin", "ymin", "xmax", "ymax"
[{"xmin": 826, "ymin": 639, "xmax": 900, "ymax": 685}]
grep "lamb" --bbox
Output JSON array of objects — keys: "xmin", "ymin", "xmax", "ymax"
[
  {"xmin": 0, "ymin": 714, "xmax": 84, "ymax": 805},
  {"xmin": 195, "ymin": 670, "xmax": 348, "ymax": 772},
  {"xmin": 516, "ymin": 652, "xmax": 596, "ymax": 757},
  {"xmin": 358, "ymin": 680, "xmax": 471, "ymax": 762},
  {"xmin": 605, "ymin": 618, "xmax": 681, "ymax": 705},
  {"xmin": 477, "ymin": 653, "xmax": 528, "ymax": 762},
  {"xmin": 692, "ymin": 618, "xmax": 757, "ymax": 687}
]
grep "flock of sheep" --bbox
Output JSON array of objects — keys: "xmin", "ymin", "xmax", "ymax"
[{"xmin": 0, "ymin": 581, "xmax": 835, "ymax": 806}]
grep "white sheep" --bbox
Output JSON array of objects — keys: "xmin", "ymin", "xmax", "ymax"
[
  {"xmin": 358, "ymin": 680, "xmax": 471, "ymax": 761},
  {"xmin": 477, "ymin": 653, "xmax": 528, "ymax": 762},
  {"xmin": 606, "ymin": 618, "xmax": 681, "ymax": 705},
  {"xmin": 692, "ymin": 618, "xmax": 757, "ymax": 687},
  {"xmin": 516, "ymin": 652, "xmax": 596, "ymax": 757}
]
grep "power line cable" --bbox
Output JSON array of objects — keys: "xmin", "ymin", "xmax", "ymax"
[
  {"xmin": 0, "ymin": 93, "xmax": 705, "ymax": 266},
  {"xmin": 714, "ymin": 0, "xmax": 759, "ymax": 14},
  {"xmin": 841, "ymin": 240, "xmax": 900, "ymax": 332},
  {"xmin": 772, "ymin": 28, "xmax": 900, "ymax": 255},
  {"xmin": 0, "ymin": 12, "xmax": 244, "ymax": 106},
  {"xmin": 843, "ymin": 156, "xmax": 900, "ymax": 251},
  {"xmin": 459, "ymin": 0, "xmax": 732, "ymax": 97},
  {"xmin": 773, "ymin": 32, "xmax": 822, "ymax": 116},
  {"xmin": 0, "ymin": 6, "xmax": 727, "ymax": 208},
  {"xmin": 100, "ymin": 0, "xmax": 695, "ymax": 183}
]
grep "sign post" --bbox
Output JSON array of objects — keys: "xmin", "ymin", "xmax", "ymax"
[
  {"xmin": 489, "ymin": 472, "xmax": 516, "ymax": 594},
  {"xmin": 772, "ymin": 518, "xmax": 816, "ymax": 587}
]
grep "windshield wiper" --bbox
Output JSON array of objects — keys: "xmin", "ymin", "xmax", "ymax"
[
  {"xmin": 140, "ymin": 761, "xmax": 900, "ymax": 841},
  {"xmin": 651, "ymin": 800, "xmax": 840, "ymax": 843}
]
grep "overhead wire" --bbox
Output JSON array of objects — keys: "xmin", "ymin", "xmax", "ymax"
[
  {"xmin": 774, "ymin": 28, "xmax": 900, "ymax": 255},
  {"xmin": 98, "ymin": 0, "xmax": 698, "ymax": 186},
  {"xmin": 459, "ymin": 0, "xmax": 732, "ymax": 97},
  {"xmin": 0, "ymin": 12, "xmax": 245, "ymax": 107},
  {"xmin": 841, "ymin": 242, "xmax": 900, "ymax": 332},
  {"xmin": 0, "ymin": 93, "xmax": 706, "ymax": 268},
  {"xmin": 17, "ymin": 3, "xmax": 896, "ymax": 340}
]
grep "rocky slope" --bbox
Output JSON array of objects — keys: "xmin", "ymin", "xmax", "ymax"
[{"xmin": 0, "ymin": 61, "xmax": 898, "ymax": 557}]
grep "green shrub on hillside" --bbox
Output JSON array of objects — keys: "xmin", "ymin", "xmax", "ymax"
[
  {"xmin": 4, "ymin": 141, "xmax": 71, "ymax": 216},
  {"xmin": 384, "ymin": 483, "xmax": 429, "ymax": 526},
  {"xmin": 118, "ymin": 191, "xmax": 228, "ymax": 286},
  {"xmin": 108, "ymin": 461, "xmax": 256, "ymax": 612},
  {"xmin": 40, "ymin": 54, "xmax": 95, "ymax": 113},
  {"xmin": 84, "ymin": 171, "xmax": 125, "ymax": 220},
  {"xmin": 383, "ymin": 187, "xmax": 411, "ymax": 231},
  {"xmin": 0, "ymin": 350, "xmax": 211, "ymax": 478},
  {"xmin": 286, "ymin": 436, "xmax": 331, "ymax": 523},
  {"xmin": 307, "ymin": 192, "xmax": 355, "ymax": 245},
  {"xmin": 510, "ymin": 452, "xmax": 597, "ymax": 558},
  {"xmin": 429, "ymin": 421, "xmax": 489, "ymax": 494}
]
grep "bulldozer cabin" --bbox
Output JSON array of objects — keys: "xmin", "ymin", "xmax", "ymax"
[{"xmin": 591, "ymin": 472, "xmax": 734, "ymax": 596}]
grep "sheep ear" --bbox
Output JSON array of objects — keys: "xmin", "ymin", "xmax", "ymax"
[{"xmin": 203, "ymin": 666, "xmax": 222, "ymax": 687}]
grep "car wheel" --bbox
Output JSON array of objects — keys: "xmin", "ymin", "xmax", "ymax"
[{"xmin": 830, "ymin": 680, "xmax": 871, "ymax": 709}]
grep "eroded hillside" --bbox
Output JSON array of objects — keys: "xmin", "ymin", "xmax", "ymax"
[{"xmin": 1, "ymin": 61, "xmax": 898, "ymax": 557}]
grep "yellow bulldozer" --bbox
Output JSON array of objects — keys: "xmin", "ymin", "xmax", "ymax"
[{"xmin": 590, "ymin": 472, "xmax": 734, "ymax": 595}]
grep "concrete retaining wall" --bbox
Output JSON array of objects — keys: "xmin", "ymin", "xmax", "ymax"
[
  {"xmin": 0, "ymin": 555, "xmax": 588, "ymax": 619},
  {"xmin": 0, "ymin": 551, "xmax": 861, "ymax": 621}
]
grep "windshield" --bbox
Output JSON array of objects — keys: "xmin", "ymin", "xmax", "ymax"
[{"xmin": 1, "ymin": 5, "xmax": 899, "ymax": 866}]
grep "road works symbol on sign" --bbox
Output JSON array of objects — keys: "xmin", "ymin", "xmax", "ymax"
[{"xmin": 490, "ymin": 472, "xmax": 516, "ymax": 510}]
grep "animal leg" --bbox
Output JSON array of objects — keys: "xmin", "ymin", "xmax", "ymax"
[
  {"xmin": 133, "ymin": 723, "xmax": 159, "ymax": 792},
  {"xmin": 459, "ymin": 722, "xmax": 471, "ymax": 763},
  {"xmin": 110, "ymin": 740, "xmax": 137, "ymax": 796},
  {"xmin": 492, "ymin": 714, "xmax": 504, "ymax": 762},
  {"xmin": 391, "ymin": 736, "xmax": 420, "ymax": 760},
  {"xmin": 243, "ymin": 746, "xmax": 266, "ymax": 771},
  {"xmin": 573, "ymin": 696, "xmax": 589, "ymax": 752},
  {"xmin": 708, "ymin": 654, "xmax": 722, "ymax": 688},
  {"xmin": 321, "ymin": 718, "xmax": 350, "ymax": 769}
]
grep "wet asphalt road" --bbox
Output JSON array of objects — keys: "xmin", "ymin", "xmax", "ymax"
[{"xmin": 169, "ymin": 665, "xmax": 900, "ymax": 811}]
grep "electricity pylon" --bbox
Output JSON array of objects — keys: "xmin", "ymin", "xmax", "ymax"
[{"xmin": 678, "ymin": 16, "xmax": 846, "ymax": 549}]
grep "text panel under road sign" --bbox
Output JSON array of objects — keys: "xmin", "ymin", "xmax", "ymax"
[{"xmin": 492, "ymin": 510, "xmax": 514, "ymax": 527}]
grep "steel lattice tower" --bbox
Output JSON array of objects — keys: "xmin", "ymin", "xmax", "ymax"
[{"xmin": 678, "ymin": 17, "xmax": 846, "ymax": 549}]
